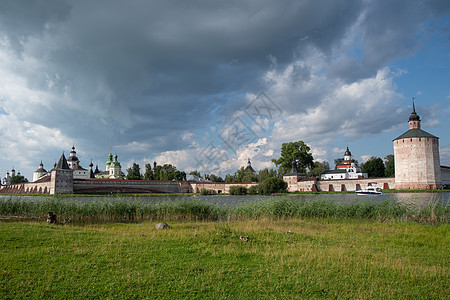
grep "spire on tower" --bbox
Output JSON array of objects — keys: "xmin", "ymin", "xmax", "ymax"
[{"xmin": 409, "ymin": 97, "xmax": 420, "ymax": 122}]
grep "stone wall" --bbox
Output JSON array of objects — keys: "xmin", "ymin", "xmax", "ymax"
[
  {"xmin": 0, "ymin": 179, "xmax": 52, "ymax": 194},
  {"xmin": 50, "ymin": 169, "xmax": 74, "ymax": 194},
  {"xmin": 317, "ymin": 177, "xmax": 395, "ymax": 192},
  {"xmin": 441, "ymin": 166, "xmax": 450, "ymax": 186},
  {"xmin": 190, "ymin": 182, "xmax": 258, "ymax": 194},
  {"xmin": 73, "ymin": 179, "xmax": 192, "ymax": 194},
  {"xmin": 394, "ymin": 137, "xmax": 441, "ymax": 190}
]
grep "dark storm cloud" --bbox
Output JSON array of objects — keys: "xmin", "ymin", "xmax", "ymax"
[
  {"xmin": 0, "ymin": 0, "xmax": 71, "ymax": 53},
  {"xmin": 0, "ymin": 0, "xmax": 365, "ymax": 151},
  {"xmin": 0, "ymin": 0, "xmax": 448, "ymax": 176}
]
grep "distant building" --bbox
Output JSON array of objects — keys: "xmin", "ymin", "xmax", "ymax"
[
  {"xmin": 186, "ymin": 174, "xmax": 211, "ymax": 183},
  {"xmin": 321, "ymin": 147, "xmax": 368, "ymax": 180},
  {"xmin": 244, "ymin": 158, "xmax": 256, "ymax": 173},
  {"xmin": 95, "ymin": 152, "xmax": 123, "ymax": 179},
  {"xmin": 393, "ymin": 100, "xmax": 442, "ymax": 190},
  {"xmin": 32, "ymin": 146, "xmax": 89, "ymax": 182},
  {"xmin": 283, "ymin": 155, "xmax": 307, "ymax": 192},
  {"xmin": 33, "ymin": 161, "xmax": 47, "ymax": 182},
  {"xmin": 109, "ymin": 154, "xmax": 122, "ymax": 178},
  {"xmin": 67, "ymin": 146, "xmax": 89, "ymax": 179},
  {"xmin": 2, "ymin": 167, "xmax": 27, "ymax": 185},
  {"xmin": 2, "ymin": 169, "xmax": 13, "ymax": 185}
]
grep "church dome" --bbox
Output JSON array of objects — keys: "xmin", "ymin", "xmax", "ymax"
[
  {"xmin": 111, "ymin": 154, "xmax": 121, "ymax": 167},
  {"xmin": 409, "ymin": 111, "xmax": 420, "ymax": 121},
  {"xmin": 344, "ymin": 147, "xmax": 351, "ymax": 157},
  {"xmin": 34, "ymin": 161, "xmax": 47, "ymax": 173},
  {"xmin": 409, "ymin": 99, "xmax": 420, "ymax": 121},
  {"xmin": 106, "ymin": 152, "xmax": 113, "ymax": 166},
  {"xmin": 67, "ymin": 146, "xmax": 79, "ymax": 162}
]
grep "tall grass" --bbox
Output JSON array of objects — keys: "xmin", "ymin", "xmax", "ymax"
[{"xmin": 0, "ymin": 196, "xmax": 447, "ymax": 224}]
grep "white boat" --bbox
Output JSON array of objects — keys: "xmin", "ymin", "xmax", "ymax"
[{"xmin": 356, "ymin": 187, "xmax": 383, "ymax": 195}]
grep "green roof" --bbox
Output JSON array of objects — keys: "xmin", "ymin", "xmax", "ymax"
[
  {"xmin": 111, "ymin": 161, "xmax": 121, "ymax": 167},
  {"xmin": 393, "ymin": 128, "xmax": 438, "ymax": 141}
]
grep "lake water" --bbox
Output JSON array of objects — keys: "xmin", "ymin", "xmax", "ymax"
[{"xmin": 1, "ymin": 192, "xmax": 449, "ymax": 208}]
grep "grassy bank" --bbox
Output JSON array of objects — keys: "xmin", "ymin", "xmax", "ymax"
[
  {"xmin": 1, "ymin": 219, "xmax": 448, "ymax": 299},
  {"xmin": 0, "ymin": 196, "xmax": 448, "ymax": 224}
]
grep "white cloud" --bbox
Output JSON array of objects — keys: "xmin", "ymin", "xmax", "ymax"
[
  {"xmin": 269, "ymin": 65, "xmax": 405, "ymax": 147},
  {"xmin": 0, "ymin": 114, "xmax": 70, "ymax": 176},
  {"xmin": 359, "ymin": 155, "xmax": 373, "ymax": 164}
]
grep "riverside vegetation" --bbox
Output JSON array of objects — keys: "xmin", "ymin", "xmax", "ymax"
[{"xmin": 0, "ymin": 196, "xmax": 448, "ymax": 299}]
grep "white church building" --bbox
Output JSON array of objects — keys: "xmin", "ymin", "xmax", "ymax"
[{"xmin": 321, "ymin": 147, "xmax": 368, "ymax": 180}]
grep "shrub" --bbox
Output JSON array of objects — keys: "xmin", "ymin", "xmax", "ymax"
[
  {"xmin": 248, "ymin": 185, "xmax": 258, "ymax": 195},
  {"xmin": 258, "ymin": 177, "xmax": 287, "ymax": 195},
  {"xmin": 228, "ymin": 185, "xmax": 248, "ymax": 195},
  {"xmin": 200, "ymin": 188, "xmax": 212, "ymax": 195}
]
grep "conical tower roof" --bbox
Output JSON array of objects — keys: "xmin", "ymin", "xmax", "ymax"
[
  {"xmin": 56, "ymin": 152, "xmax": 70, "ymax": 170},
  {"xmin": 244, "ymin": 158, "xmax": 255, "ymax": 173},
  {"xmin": 284, "ymin": 154, "xmax": 305, "ymax": 176}
]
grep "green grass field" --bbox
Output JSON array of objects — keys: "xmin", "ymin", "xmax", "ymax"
[{"xmin": 1, "ymin": 218, "xmax": 448, "ymax": 299}]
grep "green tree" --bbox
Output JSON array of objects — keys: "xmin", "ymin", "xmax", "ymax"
[
  {"xmin": 228, "ymin": 185, "xmax": 247, "ymax": 195},
  {"xmin": 199, "ymin": 188, "xmax": 212, "ymax": 195},
  {"xmin": 384, "ymin": 154, "xmax": 395, "ymax": 177},
  {"xmin": 206, "ymin": 173, "xmax": 224, "ymax": 182},
  {"xmin": 307, "ymin": 161, "xmax": 330, "ymax": 177},
  {"xmin": 224, "ymin": 174, "xmax": 234, "ymax": 183},
  {"xmin": 271, "ymin": 141, "xmax": 314, "ymax": 173},
  {"xmin": 189, "ymin": 170, "xmax": 201, "ymax": 177},
  {"xmin": 248, "ymin": 185, "xmax": 258, "ymax": 195},
  {"xmin": 143, "ymin": 163, "xmax": 154, "ymax": 180},
  {"xmin": 10, "ymin": 175, "xmax": 28, "ymax": 184},
  {"xmin": 258, "ymin": 177, "xmax": 287, "ymax": 195},
  {"xmin": 154, "ymin": 164, "xmax": 185, "ymax": 181},
  {"xmin": 126, "ymin": 163, "xmax": 143, "ymax": 180},
  {"xmin": 234, "ymin": 167, "xmax": 258, "ymax": 182},
  {"xmin": 361, "ymin": 157, "xmax": 385, "ymax": 178},
  {"xmin": 334, "ymin": 158, "xmax": 344, "ymax": 170},
  {"xmin": 256, "ymin": 168, "xmax": 278, "ymax": 182},
  {"xmin": 168, "ymin": 170, "xmax": 186, "ymax": 181}
]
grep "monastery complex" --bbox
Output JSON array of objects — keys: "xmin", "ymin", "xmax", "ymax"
[{"xmin": 1, "ymin": 103, "xmax": 449, "ymax": 194}]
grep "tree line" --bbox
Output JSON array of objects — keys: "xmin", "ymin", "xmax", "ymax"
[
  {"xmin": 126, "ymin": 163, "xmax": 186, "ymax": 181},
  {"xmin": 126, "ymin": 141, "xmax": 395, "ymax": 183}
]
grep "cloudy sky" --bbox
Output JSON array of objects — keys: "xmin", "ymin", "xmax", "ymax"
[{"xmin": 0, "ymin": 0, "xmax": 449, "ymax": 180}]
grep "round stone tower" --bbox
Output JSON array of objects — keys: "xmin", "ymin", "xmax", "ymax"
[{"xmin": 393, "ymin": 100, "xmax": 441, "ymax": 190}]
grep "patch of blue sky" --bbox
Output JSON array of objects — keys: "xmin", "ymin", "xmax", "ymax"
[{"xmin": 391, "ymin": 19, "xmax": 449, "ymax": 105}]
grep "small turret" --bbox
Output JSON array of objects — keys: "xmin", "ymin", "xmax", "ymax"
[
  {"xmin": 89, "ymin": 160, "xmax": 95, "ymax": 179},
  {"xmin": 344, "ymin": 146, "xmax": 352, "ymax": 162},
  {"xmin": 67, "ymin": 145, "xmax": 80, "ymax": 168},
  {"xmin": 244, "ymin": 158, "xmax": 255, "ymax": 173},
  {"xmin": 290, "ymin": 154, "xmax": 299, "ymax": 174},
  {"xmin": 408, "ymin": 98, "xmax": 421, "ymax": 129},
  {"xmin": 106, "ymin": 152, "xmax": 113, "ymax": 171}
]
